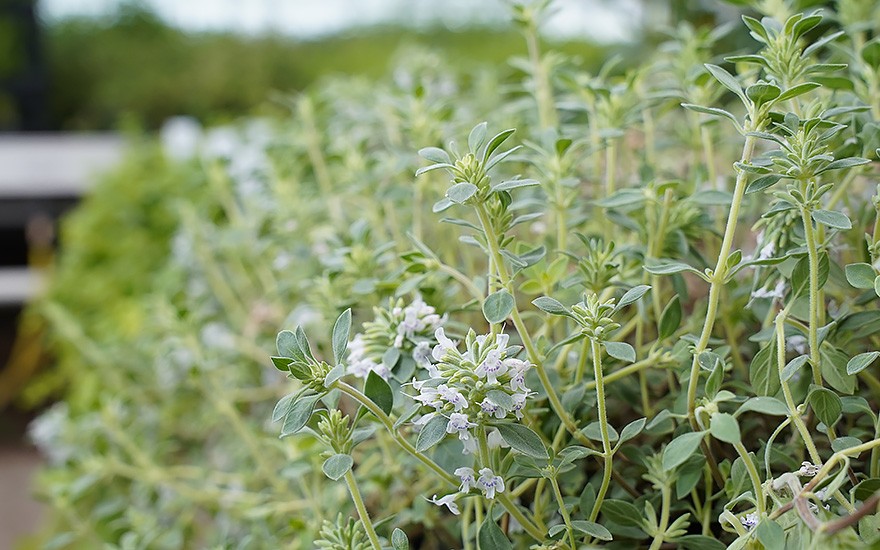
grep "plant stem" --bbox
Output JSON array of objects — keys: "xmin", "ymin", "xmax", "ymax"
[
  {"xmin": 775, "ymin": 311, "xmax": 822, "ymax": 463},
  {"xmin": 525, "ymin": 23, "xmax": 558, "ymax": 130},
  {"xmin": 648, "ymin": 484, "xmax": 671, "ymax": 550},
  {"xmin": 343, "ymin": 470, "xmax": 381, "ymax": 550},
  {"xmin": 799, "ymin": 206, "xmax": 824, "ymax": 386},
  {"xmin": 462, "ymin": 500, "xmax": 474, "ymax": 550},
  {"xmin": 473, "ymin": 204, "xmax": 583, "ymax": 443},
  {"xmin": 588, "ymin": 339, "xmax": 613, "ymax": 522},
  {"xmin": 433, "ymin": 260, "xmax": 486, "ymax": 301},
  {"xmin": 687, "ymin": 133, "xmax": 757, "ymax": 426},
  {"xmin": 734, "ymin": 441, "xmax": 766, "ymax": 517},
  {"xmin": 685, "ymin": 132, "xmax": 758, "ymax": 490},
  {"xmin": 700, "ymin": 123, "xmax": 717, "ymax": 189},
  {"xmin": 605, "ymin": 140, "xmax": 617, "ymax": 198},
  {"xmin": 549, "ymin": 474, "xmax": 577, "ymax": 550}
]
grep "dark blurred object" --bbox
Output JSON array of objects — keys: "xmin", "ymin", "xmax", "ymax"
[{"xmin": 0, "ymin": 0, "xmax": 48, "ymax": 131}]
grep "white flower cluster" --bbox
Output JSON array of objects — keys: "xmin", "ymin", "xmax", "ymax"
[
  {"xmin": 413, "ymin": 328, "xmax": 534, "ymax": 454},
  {"xmin": 346, "ymin": 297, "xmax": 446, "ymax": 380},
  {"xmin": 429, "ymin": 467, "xmax": 507, "ymax": 515}
]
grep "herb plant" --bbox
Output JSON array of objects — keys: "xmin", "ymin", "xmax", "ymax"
[{"xmin": 31, "ymin": 1, "xmax": 880, "ymax": 549}]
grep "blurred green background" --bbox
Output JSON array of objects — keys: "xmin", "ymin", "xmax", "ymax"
[{"xmin": 0, "ymin": 1, "xmax": 617, "ymax": 131}]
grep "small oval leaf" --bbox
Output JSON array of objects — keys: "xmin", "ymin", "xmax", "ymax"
[
  {"xmin": 483, "ymin": 290, "xmax": 515, "ymax": 324},
  {"xmin": 322, "ymin": 453, "xmax": 353, "ymax": 481}
]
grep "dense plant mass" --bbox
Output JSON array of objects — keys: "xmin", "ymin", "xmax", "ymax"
[{"xmin": 31, "ymin": 0, "xmax": 880, "ymax": 548}]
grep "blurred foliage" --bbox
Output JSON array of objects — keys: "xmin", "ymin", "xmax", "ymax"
[
  {"xmin": 43, "ymin": 4, "xmax": 606, "ymax": 130},
  {"xmin": 22, "ymin": 142, "xmax": 212, "ymax": 407}
]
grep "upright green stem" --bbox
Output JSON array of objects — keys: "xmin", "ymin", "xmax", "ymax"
[
  {"xmin": 605, "ymin": 140, "xmax": 617, "ymax": 198},
  {"xmin": 700, "ymin": 124, "xmax": 717, "ymax": 190},
  {"xmin": 554, "ymin": 176, "xmax": 568, "ymax": 251},
  {"xmin": 687, "ymin": 133, "xmax": 758, "ymax": 426},
  {"xmin": 343, "ymin": 470, "xmax": 381, "ymax": 550},
  {"xmin": 588, "ymin": 339, "xmax": 613, "ymax": 522},
  {"xmin": 462, "ymin": 500, "xmax": 474, "ymax": 550},
  {"xmin": 474, "ymin": 202, "xmax": 640, "ymax": 498},
  {"xmin": 549, "ymin": 474, "xmax": 577, "ymax": 550},
  {"xmin": 648, "ymin": 485, "xmax": 671, "ymax": 550},
  {"xmin": 299, "ymin": 97, "xmax": 344, "ymax": 225},
  {"xmin": 775, "ymin": 311, "xmax": 822, "ymax": 463},
  {"xmin": 799, "ymin": 206, "xmax": 824, "ymax": 386},
  {"xmin": 474, "ymin": 204, "xmax": 583, "ymax": 444},
  {"xmin": 525, "ymin": 24, "xmax": 558, "ymax": 130},
  {"xmin": 643, "ymin": 105, "xmax": 657, "ymax": 168},
  {"xmin": 733, "ymin": 441, "xmax": 766, "ymax": 517}
]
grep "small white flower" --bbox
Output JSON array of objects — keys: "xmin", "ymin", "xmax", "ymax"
[
  {"xmin": 477, "ymin": 468, "xmax": 505, "ymax": 499},
  {"xmin": 346, "ymin": 335, "xmax": 390, "ymax": 379},
  {"xmin": 347, "ymin": 355, "xmax": 390, "ymax": 380},
  {"xmin": 413, "ymin": 341, "xmax": 433, "ymax": 367},
  {"xmin": 475, "ymin": 350, "xmax": 507, "ymax": 385},
  {"xmin": 446, "ymin": 413, "xmax": 477, "ymax": 440},
  {"xmin": 429, "ymin": 493, "xmax": 460, "ymax": 515},
  {"xmin": 438, "ymin": 385, "xmax": 469, "ymax": 411},
  {"xmin": 797, "ymin": 461, "xmax": 819, "ymax": 477},
  {"xmin": 480, "ymin": 397, "xmax": 508, "ymax": 419},
  {"xmin": 511, "ymin": 392, "xmax": 532, "ymax": 420},
  {"xmin": 413, "ymin": 384, "xmax": 442, "ymax": 409},
  {"xmin": 740, "ymin": 512, "xmax": 758, "ymax": 530},
  {"xmin": 454, "ymin": 467, "xmax": 476, "ymax": 492},
  {"xmin": 432, "ymin": 328, "xmax": 456, "ymax": 361},
  {"xmin": 506, "ymin": 358, "xmax": 531, "ymax": 392}
]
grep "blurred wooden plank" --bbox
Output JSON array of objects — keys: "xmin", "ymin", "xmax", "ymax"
[
  {"xmin": 0, "ymin": 267, "xmax": 45, "ymax": 304},
  {"xmin": 0, "ymin": 133, "xmax": 124, "ymax": 197}
]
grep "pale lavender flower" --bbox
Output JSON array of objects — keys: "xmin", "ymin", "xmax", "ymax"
[
  {"xmin": 347, "ymin": 335, "xmax": 390, "ymax": 379},
  {"xmin": 480, "ymin": 397, "xmax": 507, "ymax": 419},
  {"xmin": 446, "ymin": 413, "xmax": 476, "ymax": 440},
  {"xmin": 506, "ymin": 358, "xmax": 531, "ymax": 392},
  {"xmin": 475, "ymin": 349, "xmax": 507, "ymax": 384},
  {"xmin": 438, "ymin": 384, "xmax": 469, "ymax": 411},
  {"xmin": 454, "ymin": 467, "xmax": 476, "ymax": 492},
  {"xmin": 413, "ymin": 341, "xmax": 433, "ymax": 368},
  {"xmin": 740, "ymin": 513, "xmax": 758, "ymax": 530},
  {"xmin": 413, "ymin": 384, "xmax": 443, "ymax": 409},
  {"xmin": 511, "ymin": 392, "xmax": 532, "ymax": 420},
  {"xmin": 477, "ymin": 468, "xmax": 505, "ymax": 499}
]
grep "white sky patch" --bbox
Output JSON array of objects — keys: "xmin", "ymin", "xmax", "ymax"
[{"xmin": 39, "ymin": 0, "xmax": 641, "ymax": 43}]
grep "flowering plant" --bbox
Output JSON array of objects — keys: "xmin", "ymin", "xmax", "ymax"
[{"xmin": 29, "ymin": 1, "xmax": 880, "ymax": 549}]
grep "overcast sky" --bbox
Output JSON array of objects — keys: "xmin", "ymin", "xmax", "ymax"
[{"xmin": 38, "ymin": 0, "xmax": 643, "ymax": 42}]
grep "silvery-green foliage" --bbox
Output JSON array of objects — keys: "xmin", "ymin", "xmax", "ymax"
[{"xmin": 31, "ymin": 2, "xmax": 880, "ymax": 549}]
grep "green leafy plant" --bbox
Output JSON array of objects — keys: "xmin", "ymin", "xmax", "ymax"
[{"xmin": 29, "ymin": 1, "xmax": 880, "ymax": 548}]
